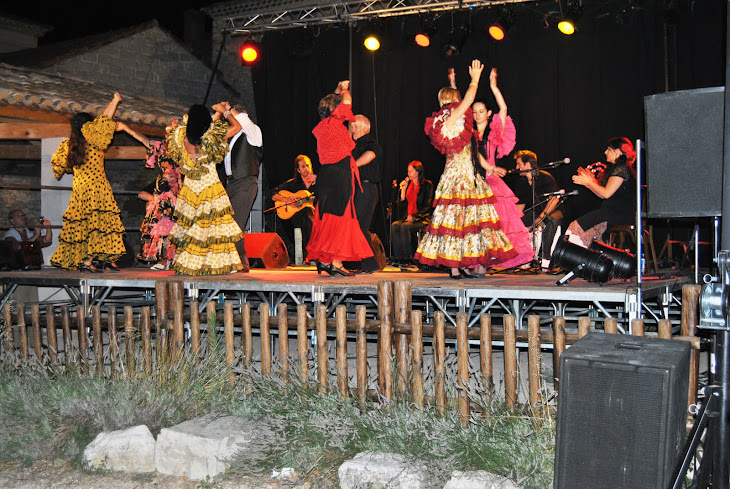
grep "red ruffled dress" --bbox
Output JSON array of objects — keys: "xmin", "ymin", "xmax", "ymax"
[
  {"xmin": 306, "ymin": 103, "xmax": 374, "ymax": 264},
  {"xmin": 476, "ymin": 115, "xmax": 533, "ymax": 268},
  {"xmin": 415, "ymin": 103, "xmax": 517, "ymax": 268}
]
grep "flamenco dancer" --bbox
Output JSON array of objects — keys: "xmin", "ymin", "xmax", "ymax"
[
  {"xmin": 117, "ymin": 120, "xmax": 181, "ymax": 270},
  {"xmin": 307, "ymin": 80, "xmax": 374, "ymax": 276},
  {"xmin": 166, "ymin": 103, "xmax": 244, "ymax": 275},
  {"xmin": 50, "ymin": 92, "xmax": 126, "ymax": 273},
  {"xmin": 470, "ymin": 68, "xmax": 533, "ymax": 271},
  {"xmin": 414, "ymin": 60, "xmax": 518, "ymax": 279}
]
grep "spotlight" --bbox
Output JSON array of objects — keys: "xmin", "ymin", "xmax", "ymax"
[
  {"xmin": 415, "ymin": 20, "xmax": 437, "ymax": 48},
  {"xmin": 558, "ymin": 3, "xmax": 583, "ymax": 35},
  {"xmin": 441, "ymin": 25, "xmax": 469, "ymax": 58},
  {"xmin": 550, "ymin": 236, "xmax": 614, "ymax": 285},
  {"xmin": 488, "ymin": 15, "xmax": 514, "ymax": 41},
  {"xmin": 364, "ymin": 35, "xmax": 381, "ymax": 51},
  {"xmin": 240, "ymin": 39, "xmax": 260, "ymax": 64},
  {"xmin": 590, "ymin": 241, "xmax": 636, "ymax": 279}
]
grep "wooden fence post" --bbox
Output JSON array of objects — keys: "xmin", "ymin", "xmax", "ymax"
[
  {"xmin": 378, "ymin": 281, "xmax": 393, "ymax": 404},
  {"xmin": 394, "ymin": 280, "xmax": 411, "ymax": 396},
  {"xmin": 411, "ymin": 310, "xmax": 424, "ymax": 409},
  {"xmin": 297, "ymin": 304, "xmax": 308, "ymax": 381},
  {"xmin": 260, "ymin": 303, "xmax": 271, "ymax": 375},
  {"xmin": 631, "ymin": 318, "xmax": 645, "ymax": 336},
  {"xmin": 61, "ymin": 306, "xmax": 71, "ymax": 365},
  {"xmin": 278, "ymin": 304, "xmax": 289, "ymax": 380},
  {"xmin": 124, "ymin": 306, "xmax": 135, "ymax": 377},
  {"xmin": 356, "ymin": 305, "xmax": 367, "ymax": 404},
  {"xmin": 140, "ymin": 306, "xmax": 151, "ymax": 374},
  {"xmin": 434, "ymin": 311, "xmax": 446, "ymax": 416},
  {"xmin": 224, "ymin": 302, "xmax": 235, "ymax": 384},
  {"xmin": 45, "ymin": 304, "xmax": 57, "ymax": 364},
  {"xmin": 190, "ymin": 301, "xmax": 200, "ymax": 358},
  {"xmin": 107, "ymin": 306, "xmax": 119, "ymax": 374},
  {"xmin": 480, "ymin": 314, "xmax": 494, "ymax": 394},
  {"xmin": 578, "ymin": 317, "xmax": 591, "ymax": 338},
  {"xmin": 171, "ymin": 299, "xmax": 184, "ymax": 360},
  {"xmin": 2, "ymin": 303, "xmax": 13, "ymax": 354},
  {"xmin": 92, "ymin": 305, "xmax": 103, "ymax": 375},
  {"xmin": 316, "ymin": 304, "xmax": 328, "ymax": 394},
  {"xmin": 456, "ymin": 311, "xmax": 470, "ymax": 427},
  {"xmin": 527, "ymin": 315, "xmax": 542, "ymax": 410},
  {"xmin": 155, "ymin": 281, "xmax": 168, "ymax": 322},
  {"xmin": 658, "ymin": 319, "xmax": 673, "ymax": 339},
  {"xmin": 552, "ymin": 316, "xmax": 566, "ymax": 389},
  {"xmin": 504, "ymin": 314, "xmax": 517, "ymax": 409},
  {"xmin": 681, "ymin": 284, "xmax": 702, "ymax": 407},
  {"xmin": 17, "ymin": 303, "xmax": 28, "ymax": 361},
  {"xmin": 242, "ymin": 302, "xmax": 252, "ymax": 368},
  {"xmin": 31, "ymin": 304, "xmax": 42, "ymax": 363},
  {"xmin": 604, "ymin": 317, "xmax": 618, "ymax": 334},
  {"xmin": 76, "ymin": 306, "xmax": 88, "ymax": 371},
  {"xmin": 336, "ymin": 305, "xmax": 348, "ymax": 400}
]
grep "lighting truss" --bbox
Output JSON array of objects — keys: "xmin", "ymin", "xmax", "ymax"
[{"xmin": 204, "ymin": 0, "xmax": 536, "ymax": 35}]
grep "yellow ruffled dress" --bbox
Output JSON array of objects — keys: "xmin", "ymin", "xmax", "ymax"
[
  {"xmin": 50, "ymin": 115, "xmax": 126, "ymax": 270},
  {"xmin": 166, "ymin": 120, "xmax": 244, "ymax": 275}
]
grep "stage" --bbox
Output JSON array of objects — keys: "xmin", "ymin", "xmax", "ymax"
[{"xmin": 0, "ymin": 264, "xmax": 693, "ymax": 332}]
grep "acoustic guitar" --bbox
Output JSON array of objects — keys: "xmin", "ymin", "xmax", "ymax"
[{"xmin": 274, "ymin": 190, "xmax": 315, "ymax": 220}]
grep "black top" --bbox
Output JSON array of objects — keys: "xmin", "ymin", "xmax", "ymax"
[
  {"xmin": 352, "ymin": 134, "xmax": 382, "ymax": 183},
  {"xmin": 513, "ymin": 170, "xmax": 560, "ymax": 226},
  {"xmin": 576, "ymin": 162, "xmax": 635, "ymax": 231}
]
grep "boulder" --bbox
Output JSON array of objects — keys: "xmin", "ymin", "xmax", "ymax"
[
  {"xmin": 83, "ymin": 425, "xmax": 156, "ymax": 473},
  {"xmin": 443, "ymin": 470, "xmax": 521, "ymax": 489},
  {"xmin": 338, "ymin": 451, "xmax": 427, "ymax": 489}
]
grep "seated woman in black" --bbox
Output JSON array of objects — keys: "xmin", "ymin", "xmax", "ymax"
[
  {"xmin": 269, "ymin": 154, "xmax": 317, "ymax": 263},
  {"xmin": 390, "ymin": 160, "xmax": 434, "ymax": 268},
  {"xmin": 566, "ymin": 137, "xmax": 636, "ymax": 247}
]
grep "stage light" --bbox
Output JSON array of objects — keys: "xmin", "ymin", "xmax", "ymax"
[
  {"xmin": 364, "ymin": 35, "xmax": 381, "ymax": 51},
  {"xmin": 415, "ymin": 33, "xmax": 431, "ymax": 47},
  {"xmin": 488, "ymin": 15, "xmax": 514, "ymax": 41},
  {"xmin": 240, "ymin": 39, "xmax": 260, "ymax": 64},
  {"xmin": 415, "ymin": 19, "xmax": 437, "ymax": 48},
  {"xmin": 441, "ymin": 25, "xmax": 469, "ymax": 58},
  {"xmin": 558, "ymin": 3, "xmax": 583, "ymax": 35},
  {"xmin": 550, "ymin": 236, "xmax": 614, "ymax": 285},
  {"xmin": 590, "ymin": 240, "xmax": 636, "ymax": 279}
]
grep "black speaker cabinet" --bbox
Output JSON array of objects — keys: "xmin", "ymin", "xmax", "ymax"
[
  {"xmin": 243, "ymin": 233, "xmax": 288, "ymax": 269},
  {"xmin": 554, "ymin": 333, "xmax": 690, "ymax": 489},
  {"xmin": 644, "ymin": 87, "xmax": 724, "ymax": 217}
]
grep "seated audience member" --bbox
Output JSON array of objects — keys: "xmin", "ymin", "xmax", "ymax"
[
  {"xmin": 512, "ymin": 150, "xmax": 563, "ymax": 268},
  {"xmin": 390, "ymin": 161, "xmax": 433, "ymax": 268},
  {"xmin": 268, "ymin": 154, "xmax": 317, "ymax": 263}
]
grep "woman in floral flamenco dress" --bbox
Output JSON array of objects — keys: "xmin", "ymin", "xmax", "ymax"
[
  {"xmin": 166, "ymin": 103, "xmax": 244, "ymax": 275},
  {"xmin": 414, "ymin": 60, "xmax": 518, "ymax": 279},
  {"xmin": 50, "ymin": 92, "xmax": 126, "ymax": 272}
]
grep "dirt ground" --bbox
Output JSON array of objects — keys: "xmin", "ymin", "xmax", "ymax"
[{"xmin": 0, "ymin": 459, "xmax": 308, "ymax": 489}]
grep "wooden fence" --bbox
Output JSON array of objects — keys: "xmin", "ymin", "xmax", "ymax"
[{"xmin": 0, "ymin": 281, "xmax": 703, "ymax": 427}]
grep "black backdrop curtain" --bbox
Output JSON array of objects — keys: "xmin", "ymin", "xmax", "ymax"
[{"xmin": 250, "ymin": 0, "xmax": 725, "ymax": 243}]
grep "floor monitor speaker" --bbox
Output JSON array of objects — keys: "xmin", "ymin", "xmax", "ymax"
[
  {"xmin": 243, "ymin": 233, "xmax": 288, "ymax": 269},
  {"xmin": 644, "ymin": 87, "xmax": 723, "ymax": 217},
  {"xmin": 554, "ymin": 333, "xmax": 690, "ymax": 489}
]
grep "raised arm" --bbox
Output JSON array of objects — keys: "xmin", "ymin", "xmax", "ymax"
[
  {"xmin": 443, "ymin": 60, "xmax": 484, "ymax": 131},
  {"xmin": 116, "ymin": 121, "xmax": 151, "ymax": 149},
  {"xmin": 103, "ymin": 92, "xmax": 123, "ymax": 119},
  {"xmin": 489, "ymin": 68, "xmax": 508, "ymax": 131},
  {"xmin": 213, "ymin": 102, "xmax": 242, "ymax": 139},
  {"xmin": 335, "ymin": 81, "xmax": 352, "ymax": 105}
]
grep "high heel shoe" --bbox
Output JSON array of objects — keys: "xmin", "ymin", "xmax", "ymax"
[
  {"xmin": 449, "ymin": 269, "xmax": 463, "ymax": 280},
  {"xmin": 328, "ymin": 265, "xmax": 355, "ymax": 277},
  {"xmin": 316, "ymin": 261, "xmax": 332, "ymax": 275},
  {"xmin": 104, "ymin": 262, "xmax": 121, "ymax": 272},
  {"xmin": 79, "ymin": 262, "xmax": 102, "ymax": 273},
  {"xmin": 459, "ymin": 268, "xmax": 478, "ymax": 279}
]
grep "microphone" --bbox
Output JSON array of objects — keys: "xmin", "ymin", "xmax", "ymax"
[
  {"xmin": 545, "ymin": 157, "xmax": 570, "ymax": 167},
  {"xmin": 539, "ymin": 189, "xmax": 579, "ymax": 198}
]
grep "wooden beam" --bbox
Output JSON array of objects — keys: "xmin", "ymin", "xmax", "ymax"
[
  {"xmin": 105, "ymin": 146, "xmax": 147, "ymax": 160},
  {"xmin": 0, "ymin": 144, "xmax": 40, "ymax": 160},
  {"xmin": 0, "ymin": 122, "xmax": 69, "ymax": 139}
]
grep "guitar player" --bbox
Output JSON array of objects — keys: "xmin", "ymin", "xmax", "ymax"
[{"xmin": 269, "ymin": 154, "xmax": 317, "ymax": 263}]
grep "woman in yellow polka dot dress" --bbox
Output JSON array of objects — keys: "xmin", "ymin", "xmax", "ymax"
[
  {"xmin": 50, "ymin": 92, "xmax": 126, "ymax": 272},
  {"xmin": 166, "ymin": 103, "xmax": 245, "ymax": 275}
]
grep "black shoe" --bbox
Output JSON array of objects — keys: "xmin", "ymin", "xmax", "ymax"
[
  {"xmin": 79, "ymin": 262, "xmax": 102, "ymax": 273},
  {"xmin": 328, "ymin": 265, "xmax": 355, "ymax": 277},
  {"xmin": 104, "ymin": 262, "xmax": 121, "ymax": 272},
  {"xmin": 449, "ymin": 269, "xmax": 463, "ymax": 280},
  {"xmin": 316, "ymin": 261, "xmax": 332, "ymax": 275},
  {"xmin": 460, "ymin": 268, "xmax": 479, "ymax": 279}
]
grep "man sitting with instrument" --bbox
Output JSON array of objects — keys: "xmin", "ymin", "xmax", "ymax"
[
  {"xmin": 269, "ymin": 154, "xmax": 317, "ymax": 264},
  {"xmin": 512, "ymin": 150, "xmax": 564, "ymax": 268}
]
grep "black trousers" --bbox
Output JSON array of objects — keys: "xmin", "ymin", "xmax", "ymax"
[
  {"xmin": 227, "ymin": 175, "xmax": 258, "ymax": 269},
  {"xmin": 345, "ymin": 181, "xmax": 380, "ymax": 272}
]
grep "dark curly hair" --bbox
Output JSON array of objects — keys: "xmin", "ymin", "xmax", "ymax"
[
  {"xmin": 317, "ymin": 93, "xmax": 342, "ymax": 120},
  {"xmin": 68, "ymin": 112, "xmax": 93, "ymax": 168},
  {"xmin": 186, "ymin": 104, "xmax": 212, "ymax": 146}
]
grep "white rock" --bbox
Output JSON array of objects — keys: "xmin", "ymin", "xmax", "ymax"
[
  {"xmin": 443, "ymin": 470, "xmax": 521, "ymax": 489},
  {"xmin": 338, "ymin": 451, "xmax": 427, "ymax": 489},
  {"xmin": 83, "ymin": 425, "xmax": 156, "ymax": 473},
  {"xmin": 154, "ymin": 414, "xmax": 252, "ymax": 481}
]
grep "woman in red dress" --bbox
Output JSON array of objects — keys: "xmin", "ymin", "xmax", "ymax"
[{"xmin": 307, "ymin": 80, "xmax": 373, "ymax": 276}]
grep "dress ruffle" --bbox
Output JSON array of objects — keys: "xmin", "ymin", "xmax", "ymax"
[
  {"xmin": 306, "ymin": 208, "xmax": 373, "ymax": 263},
  {"xmin": 485, "ymin": 175, "xmax": 533, "ymax": 268},
  {"xmin": 424, "ymin": 102, "xmax": 474, "ymax": 155}
]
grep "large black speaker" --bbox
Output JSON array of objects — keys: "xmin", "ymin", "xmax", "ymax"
[
  {"xmin": 554, "ymin": 333, "xmax": 690, "ymax": 489},
  {"xmin": 644, "ymin": 87, "xmax": 724, "ymax": 217}
]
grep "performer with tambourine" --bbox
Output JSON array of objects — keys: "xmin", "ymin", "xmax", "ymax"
[{"xmin": 268, "ymin": 154, "xmax": 317, "ymax": 264}]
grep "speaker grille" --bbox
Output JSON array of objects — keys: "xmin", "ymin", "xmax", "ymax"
[{"xmin": 554, "ymin": 334, "xmax": 690, "ymax": 489}]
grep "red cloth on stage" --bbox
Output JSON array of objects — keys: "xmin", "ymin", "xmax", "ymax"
[{"xmin": 307, "ymin": 102, "xmax": 373, "ymax": 264}]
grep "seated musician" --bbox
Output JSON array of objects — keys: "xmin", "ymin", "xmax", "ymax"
[
  {"xmin": 390, "ymin": 161, "xmax": 433, "ymax": 269},
  {"xmin": 512, "ymin": 150, "xmax": 563, "ymax": 268},
  {"xmin": 2, "ymin": 209, "xmax": 52, "ymax": 269},
  {"xmin": 269, "ymin": 155, "xmax": 317, "ymax": 263}
]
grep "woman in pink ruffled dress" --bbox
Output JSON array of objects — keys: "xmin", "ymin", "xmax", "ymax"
[
  {"xmin": 414, "ymin": 60, "xmax": 519, "ymax": 279},
  {"xmin": 471, "ymin": 68, "xmax": 533, "ymax": 271}
]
